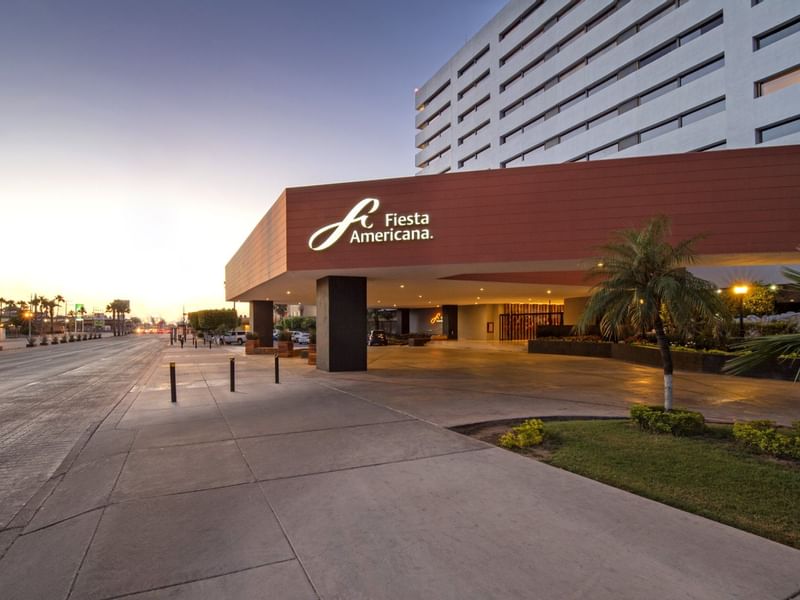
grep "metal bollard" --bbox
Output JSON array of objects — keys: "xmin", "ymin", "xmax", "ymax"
[
  {"xmin": 194, "ymin": 338, "xmax": 197, "ymax": 348},
  {"xmin": 230, "ymin": 357, "xmax": 235, "ymax": 392},
  {"xmin": 274, "ymin": 354, "xmax": 280, "ymax": 384},
  {"xmin": 180, "ymin": 338, "xmax": 184, "ymax": 348},
  {"xmin": 169, "ymin": 362, "xmax": 177, "ymax": 403},
  {"xmin": 170, "ymin": 336, "xmax": 174, "ymax": 346}
]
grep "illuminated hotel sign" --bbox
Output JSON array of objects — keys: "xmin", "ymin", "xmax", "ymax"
[{"xmin": 308, "ymin": 198, "xmax": 433, "ymax": 251}]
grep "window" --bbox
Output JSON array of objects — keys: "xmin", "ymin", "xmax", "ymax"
[
  {"xmin": 458, "ymin": 46, "xmax": 490, "ymax": 78},
  {"xmin": 458, "ymin": 70, "xmax": 490, "ymax": 100},
  {"xmin": 640, "ymin": 80, "xmax": 679, "ymax": 104},
  {"xmin": 588, "ymin": 110, "xmax": 615, "ymax": 129},
  {"xmin": 680, "ymin": 56, "xmax": 724, "ymax": 85},
  {"xmin": 416, "ymin": 81, "xmax": 450, "ymax": 112},
  {"xmin": 458, "ymin": 120, "xmax": 490, "ymax": 145},
  {"xmin": 588, "ymin": 145, "xmax": 617, "ymax": 160},
  {"xmin": 618, "ymin": 134, "xmax": 639, "ymax": 150},
  {"xmin": 639, "ymin": 41, "xmax": 677, "ymax": 68},
  {"xmin": 617, "ymin": 98, "xmax": 638, "ymax": 114},
  {"xmin": 640, "ymin": 118, "xmax": 679, "ymax": 142},
  {"xmin": 755, "ymin": 17, "xmax": 800, "ymax": 49},
  {"xmin": 418, "ymin": 102, "xmax": 450, "ymax": 130},
  {"xmin": 457, "ymin": 95, "xmax": 490, "ymax": 122},
  {"xmin": 757, "ymin": 66, "xmax": 800, "ymax": 97},
  {"xmin": 499, "ymin": 1, "xmax": 545, "ymax": 41},
  {"xmin": 681, "ymin": 98, "xmax": 724, "ymax": 125},
  {"xmin": 758, "ymin": 115, "xmax": 800, "ymax": 143}
]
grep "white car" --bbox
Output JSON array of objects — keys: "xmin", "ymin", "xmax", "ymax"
[
  {"xmin": 292, "ymin": 331, "xmax": 310, "ymax": 345},
  {"xmin": 222, "ymin": 331, "xmax": 247, "ymax": 345}
]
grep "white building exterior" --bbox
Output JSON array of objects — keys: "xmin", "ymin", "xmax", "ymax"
[{"xmin": 414, "ymin": 0, "xmax": 800, "ymax": 174}]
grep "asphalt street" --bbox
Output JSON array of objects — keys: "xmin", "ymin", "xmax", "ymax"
[{"xmin": 0, "ymin": 335, "xmax": 165, "ymax": 528}]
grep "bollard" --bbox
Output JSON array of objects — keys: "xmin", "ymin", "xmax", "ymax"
[
  {"xmin": 194, "ymin": 338, "xmax": 197, "ymax": 349},
  {"xmin": 180, "ymin": 338, "xmax": 184, "ymax": 349},
  {"xmin": 170, "ymin": 336, "xmax": 174, "ymax": 346},
  {"xmin": 274, "ymin": 354, "xmax": 280, "ymax": 384},
  {"xmin": 169, "ymin": 362, "xmax": 177, "ymax": 403},
  {"xmin": 230, "ymin": 357, "xmax": 235, "ymax": 392}
]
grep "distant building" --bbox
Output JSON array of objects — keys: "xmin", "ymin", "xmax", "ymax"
[{"xmin": 414, "ymin": 0, "xmax": 800, "ymax": 174}]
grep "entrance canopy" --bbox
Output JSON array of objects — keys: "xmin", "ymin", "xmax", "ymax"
[{"xmin": 226, "ymin": 146, "xmax": 800, "ymax": 310}]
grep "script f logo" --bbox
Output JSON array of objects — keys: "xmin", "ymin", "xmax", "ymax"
[{"xmin": 308, "ymin": 198, "xmax": 380, "ymax": 251}]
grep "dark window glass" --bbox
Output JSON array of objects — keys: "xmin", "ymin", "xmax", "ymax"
[
  {"xmin": 640, "ymin": 80, "xmax": 679, "ymax": 104},
  {"xmin": 700, "ymin": 15, "xmax": 723, "ymax": 35},
  {"xmin": 755, "ymin": 18, "xmax": 800, "ymax": 49},
  {"xmin": 544, "ymin": 137, "xmax": 559, "ymax": 149},
  {"xmin": 618, "ymin": 98, "xmax": 639, "ymax": 114},
  {"xmin": 618, "ymin": 133, "xmax": 639, "ymax": 150},
  {"xmin": 588, "ymin": 145, "xmax": 617, "ymax": 160},
  {"xmin": 545, "ymin": 106, "xmax": 559, "ymax": 120},
  {"xmin": 560, "ymin": 93, "xmax": 583, "ymax": 111},
  {"xmin": 544, "ymin": 77, "xmax": 558, "ymax": 90},
  {"xmin": 617, "ymin": 26, "xmax": 636, "ymax": 44},
  {"xmin": 681, "ymin": 99, "xmax": 725, "ymax": 125},
  {"xmin": 560, "ymin": 125, "xmax": 585, "ymax": 142},
  {"xmin": 588, "ymin": 110, "xmax": 616, "ymax": 129},
  {"xmin": 640, "ymin": 118, "xmax": 679, "ymax": 142},
  {"xmin": 759, "ymin": 116, "xmax": 800, "ymax": 142},
  {"xmin": 679, "ymin": 27, "xmax": 701, "ymax": 46},
  {"xmin": 680, "ymin": 57, "xmax": 724, "ymax": 85},
  {"xmin": 588, "ymin": 42, "xmax": 614, "ymax": 63},
  {"xmin": 639, "ymin": 41, "xmax": 677, "ymax": 68},
  {"xmin": 618, "ymin": 63, "xmax": 636, "ymax": 79},
  {"xmin": 588, "ymin": 76, "xmax": 614, "ymax": 96}
]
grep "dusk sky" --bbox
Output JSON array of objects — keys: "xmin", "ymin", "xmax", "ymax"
[{"xmin": 1, "ymin": 0, "xmax": 507, "ymax": 321}]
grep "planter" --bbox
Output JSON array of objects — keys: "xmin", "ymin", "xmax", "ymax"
[
  {"xmin": 277, "ymin": 340, "xmax": 294, "ymax": 357},
  {"xmin": 408, "ymin": 337, "xmax": 429, "ymax": 347},
  {"xmin": 528, "ymin": 340, "xmax": 612, "ymax": 358},
  {"xmin": 245, "ymin": 340, "xmax": 258, "ymax": 355},
  {"xmin": 308, "ymin": 352, "xmax": 317, "ymax": 365}
]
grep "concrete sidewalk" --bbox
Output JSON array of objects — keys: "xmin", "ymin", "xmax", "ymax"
[{"xmin": 0, "ymin": 345, "xmax": 798, "ymax": 599}]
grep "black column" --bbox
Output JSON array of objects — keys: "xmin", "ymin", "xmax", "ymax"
[
  {"xmin": 316, "ymin": 276, "xmax": 367, "ymax": 372},
  {"xmin": 400, "ymin": 309, "xmax": 410, "ymax": 335},
  {"xmin": 250, "ymin": 300, "xmax": 274, "ymax": 347},
  {"xmin": 443, "ymin": 305, "xmax": 458, "ymax": 340}
]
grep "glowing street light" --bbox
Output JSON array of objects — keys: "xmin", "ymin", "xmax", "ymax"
[{"xmin": 733, "ymin": 284, "xmax": 749, "ymax": 338}]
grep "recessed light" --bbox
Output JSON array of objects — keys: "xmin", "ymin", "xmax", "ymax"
[
  {"xmin": 547, "ymin": 289, "xmax": 552, "ymax": 294},
  {"xmin": 400, "ymin": 284, "xmax": 405, "ymax": 288},
  {"xmin": 393, "ymin": 303, "xmax": 397, "ymax": 307},
  {"xmin": 418, "ymin": 295, "xmax": 423, "ymax": 298},
  {"xmin": 479, "ymin": 288, "xmax": 485, "ymax": 291},
  {"xmin": 286, "ymin": 291, "xmax": 291, "ymax": 295}
]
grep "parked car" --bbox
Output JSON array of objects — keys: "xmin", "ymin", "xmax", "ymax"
[
  {"xmin": 368, "ymin": 329, "xmax": 388, "ymax": 346},
  {"xmin": 292, "ymin": 331, "xmax": 310, "ymax": 345},
  {"xmin": 222, "ymin": 331, "xmax": 247, "ymax": 345}
]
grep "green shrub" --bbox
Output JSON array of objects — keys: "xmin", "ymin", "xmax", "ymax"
[
  {"xmin": 499, "ymin": 419, "xmax": 545, "ymax": 449},
  {"xmin": 732, "ymin": 420, "xmax": 800, "ymax": 460},
  {"xmin": 629, "ymin": 404, "xmax": 706, "ymax": 436}
]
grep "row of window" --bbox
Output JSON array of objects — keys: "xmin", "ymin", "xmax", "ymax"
[
  {"xmin": 416, "ymin": 81, "xmax": 450, "ymax": 113},
  {"xmin": 756, "ymin": 65, "xmax": 800, "ymax": 97},
  {"xmin": 502, "ymin": 55, "xmax": 724, "ymax": 146},
  {"xmin": 418, "ymin": 145, "xmax": 451, "ymax": 170},
  {"xmin": 501, "ymin": 0, "xmax": 687, "ymax": 95},
  {"xmin": 501, "ymin": 97, "xmax": 725, "ymax": 168},
  {"xmin": 458, "ymin": 69, "xmax": 490, "ymax": 101},
  {"xmin": 500, "ymin": 0, "xmax": 584, "ymax": 66},
  {"xmin": 754, "ymin": 15, "xmax": 800, "ymax": 50},
  {"xmin": 417, "ymin": 123, "xmax": 451, "ymax": 150},
  {"xmin": 458, "ymin": 94, "xmax": 491, "ymax": 123},
  {"xmin": 500, "ymin": 12, "xmax": 722, "ymax": 121},
  {"xmin": 459, "ymin": 120, "xmax": 490, "ymax": 146},
  {"xmin": 572, "ymin": 97, "xmax": 726, "ymax": 162},
  {"xmin": 458, "ymin": 144, "xmax": 491, "ymax": 168},
  {"xmin": 458, "ymin": 45, "xmax": 490, "ymax": 79},
  {"xmin": 757, "ymin": 115, "xmax": 800, "ymax": 143},
  {"xmin": 418, "ymin": 101, "xmax": 450, "ymax": 131},
  {"xmin": 499, "ymin": 0, "xmax": 546, "ymax": 41}
]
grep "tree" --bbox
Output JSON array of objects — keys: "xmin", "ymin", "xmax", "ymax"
[
  {"xmin": 106, "ymin": 303, "xmax": 116, "ymax": 335},
  {"xmin": 575, "ymin": 216, "xmax": 726, "ymax": 410},
  {"xmin": 724, "ymin": 267, "xmax": 800, "ymax": 380},
  {"xmin": 722, "ymin": 281, "xmax": 777, "ymax": 318},
  {"xmin": 53, "ymin": 295, "xmax": 65, "ymax": 331}
]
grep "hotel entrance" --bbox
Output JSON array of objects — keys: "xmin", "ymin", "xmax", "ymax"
[{"xmin": 499, "ymin": 303, "xmax": 565, "ymax": 341}]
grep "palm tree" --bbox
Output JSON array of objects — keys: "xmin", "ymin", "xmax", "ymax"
[
  {"xmin": 575, "ymin": 216, "xmax": 725, "ymax": 410},
  {"xmin": 54, "ymin": 295, "xmax": 65, "ymax": 332},
  {"xmin": 106, "ymin": 303, "xmax": 116, "ymax": 335},
  {"xmin": 43, "ymin": 298, "xmax": 58, "ymax": 334},
  {"xmin": 724, "ymin": 267, "xmax": 800, "ymax": 380}
]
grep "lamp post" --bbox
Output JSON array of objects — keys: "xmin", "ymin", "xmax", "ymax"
[
  {"xmin": 733, "ymin": 285, "xmax": 749, "ymax": 338},
  {"xmin": 24, "ymin": 310, "xmax": 32, "ymax": 343}
]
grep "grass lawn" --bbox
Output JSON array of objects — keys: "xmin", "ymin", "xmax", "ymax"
[{"xmin": 521, "ymin": 420, "xmax": 800, "ymax": 549}]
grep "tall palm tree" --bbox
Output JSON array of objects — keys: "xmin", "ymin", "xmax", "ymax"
[
  {"xmin": 54, "ymin": 295, "xmax": 65, "ymax": 332},
  {"xmin": 106, "ymin": 303, "xmax": 115, "ymax": 335},
  {"xmin": 724, "ymin": 267, "xmax": 800, "ymax": 380},
  {"xmin": 575, "ymin": 216, "xmax": 726, "ymax": 410}
]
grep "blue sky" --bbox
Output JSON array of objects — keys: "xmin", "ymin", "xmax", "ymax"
[{"xmin": 0, "ymin": 0, "xmax": 506, "ymax": 320}]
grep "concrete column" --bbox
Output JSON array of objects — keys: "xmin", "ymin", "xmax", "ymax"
[
  {"xmin": 316, "ymin": 276, "xmax": 367, "ymax": 372},
  {"xmin": 250, "ymin": 300, "xmax": 274, "ymax": 347}
]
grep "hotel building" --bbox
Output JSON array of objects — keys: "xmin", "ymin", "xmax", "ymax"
[{"xmin": 414, "ymin": 0, "xmax": 800, "ymax": 174}]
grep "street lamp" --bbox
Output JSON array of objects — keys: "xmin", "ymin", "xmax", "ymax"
[
  {"xmin": 733, "ymin": 285, "xmax": 749, "ymax": 338},
  {"xmin": 24, "ymin": 310, "xmax": 33, "ymax": 342}
]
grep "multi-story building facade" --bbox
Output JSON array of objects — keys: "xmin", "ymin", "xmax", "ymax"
[{"xmin": 414, "ymin": 0, "xmax": 800, "ymax": 174}]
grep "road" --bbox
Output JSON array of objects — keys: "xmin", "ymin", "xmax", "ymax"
[{"xmin": 0, "ymin": 335, "xmax": 165, "ymax": 528}]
